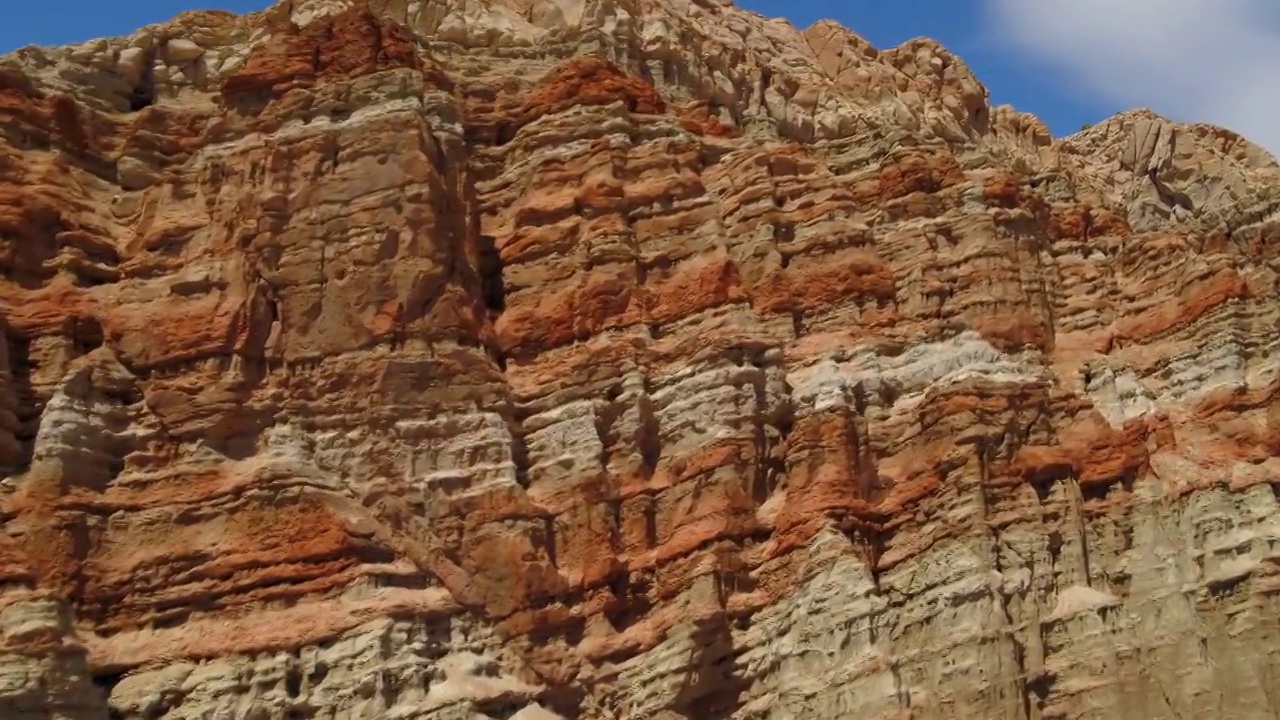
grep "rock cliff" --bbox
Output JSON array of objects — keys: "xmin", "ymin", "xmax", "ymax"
[{"xmin": 2, "ymin": 1, "xmax": 1280, "ymax": 719}]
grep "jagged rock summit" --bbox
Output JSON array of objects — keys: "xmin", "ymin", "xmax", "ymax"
[{"xmin": 2, "ymin": 0, "xmax": 1280, "ymax": 719}]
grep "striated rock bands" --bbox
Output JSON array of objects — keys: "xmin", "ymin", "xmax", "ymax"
[{"xmin": 2, "ymin": 0, "xmax": 1280, "ymax": 719}]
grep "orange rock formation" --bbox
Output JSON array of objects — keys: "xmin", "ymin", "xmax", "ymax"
[{"xmin": 2, "ymin": 1, "xmax": 1280, "ymax": 719}]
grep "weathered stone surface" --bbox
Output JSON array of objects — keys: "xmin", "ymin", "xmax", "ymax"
[{"xmin": 2, "ymin": 1, "xmax": 1280, "ymax": 719}]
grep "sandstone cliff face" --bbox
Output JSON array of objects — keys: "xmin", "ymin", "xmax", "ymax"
[{"xmin": 3, "ymin": 1, "xmax": 1280, "ymax": 719}]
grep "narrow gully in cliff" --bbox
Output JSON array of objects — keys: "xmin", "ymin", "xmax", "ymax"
[{"xmin": 4, "ymin": 2, "xmax": 1280, "ymax": 719}]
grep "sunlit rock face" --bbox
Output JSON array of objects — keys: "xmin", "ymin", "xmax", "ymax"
[{"xmin": 2, "ymin": 1, "xmax": 1280, "ymax": 719}]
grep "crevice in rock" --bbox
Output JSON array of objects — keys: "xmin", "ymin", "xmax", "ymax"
[
  {"xmin": 867, "ymin": 525, "xmax": 886, "ymax": 589},
  {"xmin": 543, "ymin": 515, "xmax": 558, "ymax": 568},
  {"xmin": 672, "ymin": 613, "xmax": 748, "ymax": 720},
  {"xmin": 242, "ymin": 291, "xmax": 279, "ymax": 384},
  {"xmin": 726, "ymin": 103, "xmax": 746, "ymax": 132},
  {"xmin": 720, "ymin": 559, "xmax": 756, "ymax": 598},
  {"xmin": 633, "ymin": 255, "xmax": 649, "ymax": 285},
  {"xmin": 1109, "ymin": 567, "xmax": 1132, "ymax": 598},
  {"xmin": 1031, "ymin": 476, "xmax": 1054, "ymax": 503},
  {"xmin": 976, "ymin": 439, "xmax": 997, "ymax": 521},
  {"xmin": 971, "ymin": 104, "xmax": 989, "ymax": 133},
  {"xmin": 127, "ymin": 50, "xmax": 157, "ymax": 111},
  {"xmin": 1147, "ymin": 167, "xmax": 1195, "ymax": 217},
  {"xmin": 661, "ymin": 60, "xmax": 677, "ymax": 86},
  {"xmin": 70, "ymin": 316, "xmax": 104, "ymax": 356},
  {"xmin": 1025, "ymin": 668, "xmax": 1055, "ymax": 706},
  {"xmin": 607, "ymin": 498, "xmax": 622, "ymax": 548},
  {"xmin": 642, "ymin": 496, "xmax": 658, "ymax": 549},
  {"xmin": 637, "ymin": 396, "xmax": 660, "ymax": 479},
  {"xmin": 479, "ymin": 234, "xmax": 505, "ymax": 315},
  {"xmin": 494, "ymin": 122, "xmax": 516, "ymax": 146},
  {"xmin": 606, "ymin": 572, "xmax": 653, "ymax": 631},
  {"xmin": 3, "ymin": 333, "xmax": 36, "ymax": 475},
  {"xmin": 843, "ymin": 523, "xmax": 886, "ymax": 590},
  {"xmin": 284, "ymin": 666, "xmax": 303, "ymax": 698},
  {"xmin": 309, "ymin": 660, "xmax": 329, "ymax": 688},
  {"xmin": 511, "ymin": 425, "xmax": 531, "ymax": 489},
  {"xmin": 1079, "ymin": 481, "xmax": 1110, "ymax": 503},
  {"xmin": 539, "ymin": 685, "xmax": 586, "ymax": 720},
  {"xmin": 877, "ymin": 381, "xmax": 901, "ymax": 409},
  {"xmin": 594, "ymin": 387, "xmax": 623, "ymax": 472},
  {"xmin": 74, "ymin": 269, "xmax": 114, "ymax": 288},
  {"xmin": 773, "ymin": 221, "xmax": 794, "ymax": 244},
  {"xmin": 474, "ymin": 696, "xmax": 521, "ymax": 719},
  {"xmin": 93, "ymin": 669, "xmax": 125, "ymax": 711},
  {"xmin": 379, "ymin": 670, "xmax": 400, "ymax": 709},
  {"xmin": 1206, "ymin": 572, "xmax": 1248, "ymax": 600},
  {"xmin": 750, "ymin": 438, "xmax": 780, "ymax": 504},
  {"xmin": 1047, "ymin": 530, "xmax": 1064, "ymax": 572},
  {"xmin": 143, "ymin": 700, "xmax": 176, "ymax": 720},
  {"xmin": 751, "ymin": 374, "xmax": 791, "ymax": 505}
]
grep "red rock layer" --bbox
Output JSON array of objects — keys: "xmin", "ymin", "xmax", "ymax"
[{"xmin": 1, "ymin": 1, "xmax": 1280, "ymax": 719}]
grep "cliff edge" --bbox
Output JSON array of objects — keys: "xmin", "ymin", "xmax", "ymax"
[{"xmin": 2, "ymin": 1, "xmax": 1280, "ymax": 719}]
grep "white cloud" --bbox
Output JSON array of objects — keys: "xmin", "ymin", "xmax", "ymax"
[{"xmin": 982, "ymin": 0, "xmax": 1280, "ymax": 155}]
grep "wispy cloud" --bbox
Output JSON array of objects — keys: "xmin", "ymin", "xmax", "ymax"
[{"xmin": 982, "ymin": 0, "xmax": 1280, "ymax": 154}]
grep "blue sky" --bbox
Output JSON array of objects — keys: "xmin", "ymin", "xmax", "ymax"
[{"xmin": 3, "ymin": 1, "xmax": 1278, "ymax": 152}]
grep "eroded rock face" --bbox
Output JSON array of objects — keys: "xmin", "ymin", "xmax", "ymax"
[{"xmin": 2, "ymin": 1, "xmax": 1280, "ymax": 719}]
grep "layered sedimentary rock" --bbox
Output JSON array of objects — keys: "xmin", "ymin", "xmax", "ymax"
[{"xmin": 2, "ymin": 1, "xmax": 1280, "ymax": 719}]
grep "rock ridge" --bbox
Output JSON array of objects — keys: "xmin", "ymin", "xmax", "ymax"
[{"xmin": 2, "ymin": 0, "xmax": 1280, "ymax": 719}]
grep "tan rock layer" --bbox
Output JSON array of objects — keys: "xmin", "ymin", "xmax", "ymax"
[{"xmin": 1, "ymin": 1, "xmax": 1280, "ymax": 719}]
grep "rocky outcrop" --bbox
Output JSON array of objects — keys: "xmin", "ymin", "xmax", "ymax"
[{"xmin": 2, "ymin": 1, "xmax": 1280, "ymax": 719}]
